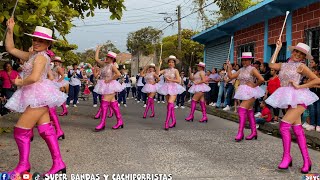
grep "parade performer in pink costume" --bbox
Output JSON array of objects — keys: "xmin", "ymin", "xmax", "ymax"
[
  {"xmin": 157, "ymin": 55, "xmax": 185, "ymax": 130},
  {"xmin": 226, "ymin": 52, "xmax": 264, "ymax": 142},
  {"xmin": 267, "ymin": 40, "xmax": 320, "ymax": 174},
  {"xmin": 52, "ymin": 56, "xmax": 69, "ymax": 116},
  {"xmin": 5, "ymin": 18, "xmax": 67, "ymax": 175},
  {"xmin": 94, "ymin": 45, "xmax": 124, "ymax": 131},
  {"xmin": 141, "ymin": 63, "xmax": 160, "ymax": 118},
  {"xmin": 185, "ymin": 62, "xmax": 211, "ymax": 122}
]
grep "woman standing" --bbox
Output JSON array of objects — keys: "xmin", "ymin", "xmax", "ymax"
[
  {"xmin": 5, "ymin": 18, "xmax": 67, "ymax": 174},
  {"xmin": 185, "ymin": 62, "xmax": 211, "ymax": 122},
  {"xmin": 266, "ymin": 40, "xmax": 320, "ymax": 173},
  {"xmin": 94, "ymin": 45, "xmax": 124, "ymax": 131},
  {"xmin": 226, "ymin": 52, "xmax": 265, "ymax": 142},
  {"xmin": 52, "ymin": 57, "xmax": 69, "ymax": 116},
  {"xmin": 0, "ymin": 62, "xmax": 19, "ymax": 99},
  {"xmin": 157, "ymin": 55, "xmax": 185, "ymax": 130},
  {"xmin": 141, "ymin": 63, "xmax": 159, "ymax": 118}
]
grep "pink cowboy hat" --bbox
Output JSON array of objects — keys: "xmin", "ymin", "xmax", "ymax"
[
  {"xmin": 52, "ymin": 56, "xmax": 63, "ymax": 62},
  {"xmin": 288, "ymin": 43, "xmax": 313, "ymax": 60},
  {"xmin": 107, "ymin": 51, "xmax": 117, "ymax": 59},
  {"xmin": 241, "ymin": 52, "xmax": 254, "ymax": 59},
  {"xmin": 25, "ymin": 26, "xmax": 56, "ymax": 41},
  {"xmin": 197, "ymin": 62, "xmax": 205, "ymax": 68}
]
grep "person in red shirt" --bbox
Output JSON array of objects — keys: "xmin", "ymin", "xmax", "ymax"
[
  {"xmin": 264, "ymin": 68, "xmax": 283, "ymax": 122},
  {"xmin": 255, "ymin": 100, "xmax": 272, "ymax": 128}
]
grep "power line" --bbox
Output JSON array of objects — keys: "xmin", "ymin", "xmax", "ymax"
[
  {"xmin": 126, "ymin": 0, "xmax": 177, "ymax": 11},
  {"xmin": 74, "ymin": 20, "xmax": 164, "ymax": 27},
  {"xmin": 161, "ymin": 1, "xmax": 215, "ymax": 31}
]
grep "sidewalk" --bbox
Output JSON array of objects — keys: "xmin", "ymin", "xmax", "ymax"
[{"xmin": 185, "ymin": 102, "xmax": 320, "ymax": 151}]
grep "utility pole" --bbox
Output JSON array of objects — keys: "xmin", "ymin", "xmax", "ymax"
[{"xmin": 177, "ymin": 5, "xmax": 182, "ymax": 56}]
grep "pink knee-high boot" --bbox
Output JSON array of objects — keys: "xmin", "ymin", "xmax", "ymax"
[
  {"xmin": 37, "ymin": 123, "xmax": 66, "ymax": 175},
  {"xmin": 95, "ymin": 100, "xmax": 108, "ymax": 131},
  {"xmin": 164, "ymin": 103, "xmax": 174, "ymax": 130},
  {"xmin": 278, "ymin": 121, "xmax": 293, "ymax": 169},
  {"xmin": 143, "ymin": 97, "xmax": 152, "ymax": 118},
  {"xmin": 292, "ymin": 125, "xmax": 312, "ymax": 174},
  {"xmin": 49, "ymin": 107, "xmax": 65, "ymax": 140},
  {"xmin": 185, "ymin": 100, "xmax": 197, "ymax": 121},
  {"xmin": 9, "ymin": 127, "xmax": 32, "ymax": 175},
  {"xmin": 169, "ymin": 103, "xmax": 176, "ymax": 128},
  {"xmin": 110, "ymin": 101, "xmax": 124, "ymax": 129},
  {"xmin": 245, "ymin": 109, "xmax": 258, "ymax": 140},
  {"xmin": 199, "ymin": 101, "xmax": 208, "ymax": 123},
  {"xmin": 94, "ymin": 106, "xmax": 102, "ymax": 119},
  {"xmin": 59, "ymin": 103, "xmax": 68, "ymax": 116},
  {"xmin": 107, "ymin": 106, "xmax": 113, "ymax": 118},
  {"xmin": 149, "ymin": 98, "xmax": 155, "ymax": 117},
  {"xmin": 235, "ymin": 107, "xmax": 247, "ymax": 142}
]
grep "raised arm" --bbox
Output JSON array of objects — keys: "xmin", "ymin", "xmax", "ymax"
[
  {"xmin": 226, "ymin": 63, "xmax": 239, "ymax": 79},
  {"xmin": 5, "ymin": 18, "xmax": 30, "ymax": 62},
  {"xmin": 188, "ymin": 67, "xmax": 194, "ymax": 81},
  {"xmin": 14, "ymin": 55, "xmax": 47, "ymax": 86},
  {"xmin": 140, "ymin": 65, "xmax": 148, "ymax": 77},
  {"xmin": 268, "ymin": 39, "xmax": 282, "ymax": 70},
  {"xmin": 291, "ymin": 64, "xmax": 320, "ymax": 89},
  {"xmin": 95, "ymin": 45, "xmax": 105, "ymax": 67}
]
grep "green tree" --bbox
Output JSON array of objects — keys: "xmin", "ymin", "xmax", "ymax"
[
  {"xmin": 193, "ymin": 0, "xmax": 260, "ymax": 28},
  {"xmin": 0, "ymin": 0, "xmax": 125, "ymax": 50},
  {"xmin": 126, "ymin": 26, "xmax": 162, "ymax": 56},
  {"xmin": 161, "ymin": 29, "xmax": 204, "ymax": 70}
]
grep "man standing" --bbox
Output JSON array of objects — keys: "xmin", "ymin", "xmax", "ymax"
[
  {"xmin": 175, "ymin": 71, "xmax": 188, "ymax": 109},
  {"xmin": 67, "ymin": 63, "xmax": 83, "ymax": 107}
]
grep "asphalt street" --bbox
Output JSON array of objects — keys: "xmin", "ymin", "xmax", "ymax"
[{"xmin": 0, "ymin": 98, "xmax": 319, "ymax": 180}]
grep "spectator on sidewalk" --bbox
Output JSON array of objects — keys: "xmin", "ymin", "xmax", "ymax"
[
  {"xmin": 0, "ymin": 62, "xmax": 19, "ymax": 99},
  {"xmin": 223, "ymin": 64, "xmax": 236, "ymax": 111},
  {"xmin": 67, "ymin": 63, "xmax": 83, "ymax": 107},
  {"xmin": 255, "ymin": 100, "xmax": 272, "ymax": 129},
  {"xmin": 233, "ymin": 64, "xmax": 241, "ymax": 112},
  {"xmin": 176, "ymin": 71, "xmax": 188, "ymax": 109},
  {"xmin": 306, "ymin": 65, "xmax": 320, "ymax": 132},
  {"xmin": 216, "ymin": 64, "xmax": 227, "ymax": 108},
  {"xmin": 118, "ymin": 76, "xmax": 127, "ymax": 107},
  {"xmin": 157, "ymin": 74, "xmax": 165, "ymax": 103},
  {"xmin": 208, "ymin": 67, "xmax": 220, "ymax": 107},
  {"xmin": 130, "ymin": 75, "xmax": 137, "ymax": 98}
]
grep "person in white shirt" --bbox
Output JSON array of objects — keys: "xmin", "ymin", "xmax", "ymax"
[
  {"xmin": 130, "ymin": 75, "xmax": 137, "ymax": 98},
  {"xmin": 175, "ymin": 71, "xmax": 188, "ymax": 108},
  {"xmin": 157, "ymin": 74, "xmax": 165, "ymax": 103},
  {"xmin": 66, "ymin": 63, "xmax": 83, "ymax": 107}
]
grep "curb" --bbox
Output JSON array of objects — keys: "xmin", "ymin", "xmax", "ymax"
[{"xmin": 185, "ymin": 102, "xmax": 320, "ymax": 151}]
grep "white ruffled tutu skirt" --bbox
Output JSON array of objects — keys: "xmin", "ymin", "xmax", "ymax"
[
  {"xmin": 266, "ymin": 87, "xmax": 318, "ymax": 109},
  {"xmin": 234, "ymin": 85, "xmax": 264, "ymax": 100},
  {"xmin": 5, "ymin": 79, "xmax": 68, "ymax": 113},
  {"xmin": 157, "ymin": 82, "xmax": 186, "ymax": 95},
  {"xmin": 142, "ymin": 83, "xmax": 160, "ymax": 93},
  {"xmin": 188, "ymin": 83, "xmax": 211, "ymax": 93},
  {"xmin": 93, "ymin": 80, "xmax": 125, "ymax": 95}
]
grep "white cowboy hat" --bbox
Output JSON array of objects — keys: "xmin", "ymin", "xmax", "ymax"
[
  {"xmin": 241, "ymin": 52, "xmax": 254, "ymax": 59},
  {"xmin": 25, "ymin": 26, "xmax": 56, "ymax": 41},
  {"xmin": 52, "ymin": 56, "xmax": 63, "ymax": 62},
  {"xmin": 288, "ymin": 43, "xmax": 313, "ymax": 60},
  {"xmin": 107, "ymin": 51, "xmax": 117, "ymax": 59},
  {"xmin": 149, "ymin": 63, "xmax": 156, "ymax": 67},
  {"xmin": 165, "ymin": 55, "xmax": 180, "ymax": 64},
  {"xmin": 197, "ymin": 62, "xmax": 205, "ymax": 68}
]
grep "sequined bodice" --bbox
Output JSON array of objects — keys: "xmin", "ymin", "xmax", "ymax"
[
  {"xmin": 279, "ymin": 63, "xmax": 302, "ymax": 87},
  {"xmin": 145, "ymin": 72, "xmax": 155, "ymax": 84},
  {"xmin": 23, "ymin": 51, "xmax": 50, "ymax": 80},
  {"xmin": 101, "ymin": 63, "xmax": 113, "ymax": 80},
  {"xmin": 52, "ymin": 66, "xmax": 60, "ymax": 80},
  {"xmin": 194, "ymin": 71, "xmax": 203, "ymax": 83},
  {"xmin": 238, "ymin": 66, "xmax": 255, "ymax": 85},
  {"xmin": 164, "ymin": 68, "xmax": 176, "ymax": 82}
]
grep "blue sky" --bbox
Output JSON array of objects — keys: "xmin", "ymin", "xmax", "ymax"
[{"xmin": 65, "ymin": 0, "xmax": 218, "ymax": 52}]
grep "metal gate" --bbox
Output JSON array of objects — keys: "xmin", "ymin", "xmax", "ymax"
[{"xmin": 205, "ymin": 36, "xmax": 230, "ymax": 71}]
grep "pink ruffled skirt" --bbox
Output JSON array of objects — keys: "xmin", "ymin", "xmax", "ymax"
[
  {"xmin": 188, "ymin": 83, "xmax": 211, "ymax": 93},
  {"xmin": 93, "ymin": 80, "xmax": 125, "ymax": 95},
  {"xmin": 266, "ymin": 87, "xmax": 318, "ymax": 109},
  {"xmin": 5, "ymin": 79, "xmax": 68, "ymax": 113},
  {"xmin": 142, "ymin": 83, "xmax": 160, "ymax": 93},
  {"xmin": 53, "ymin": 80, "xmax": 69, "ymax": 88},
  {"xmin": 234, "ymin": 85, "xmax": 264, "ymax": 100},
  {"xmin": 157, "ymin": 82, "xmax": 186, "ymax": 95}
]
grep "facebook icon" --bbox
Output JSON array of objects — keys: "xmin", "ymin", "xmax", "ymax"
[{"xmin": 1, "ymin": 173, "xmax": 9, "ymax": 180}]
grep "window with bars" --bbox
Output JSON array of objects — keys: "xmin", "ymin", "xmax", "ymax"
[
  {"xmin": 270, "ymin": 42, "xmax": 287, "ymax": 63},
  {"xmin": 237, "ymin": 43, "xmax": 255, "ymax": 64},
  {"xmin": 305, "ymin": 27, "xmax": 320, "ymax": 61}
]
